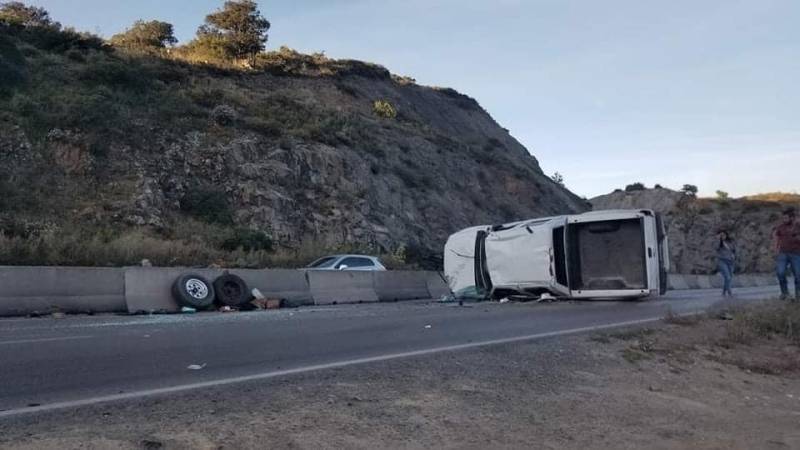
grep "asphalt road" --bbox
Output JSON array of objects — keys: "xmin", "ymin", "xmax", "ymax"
[{"xmin": 0, "ymin": 286, "xmax": 779, "ymax": 419}]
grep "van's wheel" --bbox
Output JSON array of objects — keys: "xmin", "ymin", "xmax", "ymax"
[
  {"xmin": 213, "ymin": 273, "xmax": 250, "ymax": 306},
  {"xmin": 172, "ymin": 274, "xmax": 216, "ymax": 309}
]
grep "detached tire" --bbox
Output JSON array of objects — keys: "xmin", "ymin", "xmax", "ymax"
[
  {"xmin": 172, "ymin": 274, "xmax": 215, "ymax": 309},
  {"xmin": 213, "ymin": 273, "xmax": 250, "ymax": 307}
]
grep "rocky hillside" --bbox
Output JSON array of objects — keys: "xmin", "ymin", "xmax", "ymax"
[
  {"xmin": 0, "ymin": 24, "xmax": 586, "ymax": 268},
  {"xmin": 591, "ymin": 188, "xmax": 799, "ymax": 274}
]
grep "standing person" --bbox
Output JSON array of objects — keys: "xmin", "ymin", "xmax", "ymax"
[
  {"xmin": 715, "ymin": 230, "xmax": 736, "ymax": 297},
  {"xmin": 773, "ymin": 207, "xmax": 800, "ymax": 301}
]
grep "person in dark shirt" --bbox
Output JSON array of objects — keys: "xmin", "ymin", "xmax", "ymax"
[
  {"xmin": 773, "ymin": 207, "xmax": 800, "ymax": 301},
  {"xmin": 715, "ymin": 230, "xmax": 736, "ymax": 297}
]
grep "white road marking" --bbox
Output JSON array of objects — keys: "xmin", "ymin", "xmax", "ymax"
[
  {"xmin": 0, "ymin": 315, "xmax": 672, "ymax": 419},
  {"xmin": 0, "ymin": 335, "xmax": 93, "ymax": 346}
]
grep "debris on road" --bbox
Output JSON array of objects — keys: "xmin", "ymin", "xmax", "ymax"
[
  {"xmin": 718, "ymin": 311, "xmax": 735, "ymax": 321},
  {"xmin": 187, "ymin": 364, "xmax": 206, "ymax": 370},
  {"xmin": 251, "ymin": 296, "xmax": 282, "ymax": 310},
  {"xmin": 425, "ymin": 325, "xmax": 432, "ymax": 329},
  {"xmin": 252, "ymin": 288, "xmax": 266, "ymax": 300},
  {"xmin": 219, "ymin": 305, "xmax": 234, "ymax": 313},
  {"xmin": 180, "ymin": 306, "xmax": 197, "ymax": 314},
  {"xmin": 172, "ymin": 274, "xmax": 215, "ymax": 309},
  {"xmin": 266, "ymin": 299, "xmax": 281, "ymax": 309},
  {"xmin": 537, "ymin": 293, "xmax": 557, "ymax": 303},
  {"xmin": 499, "ymin": 298, "xmax": 510, "ymax": 304}
]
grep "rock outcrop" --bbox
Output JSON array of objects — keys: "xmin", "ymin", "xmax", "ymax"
[{"xmin": 0, "ymin": 27, "xmax": 587, "ymax": 267}]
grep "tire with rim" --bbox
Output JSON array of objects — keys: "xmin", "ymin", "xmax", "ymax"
[
  {"xmin": 172, "ymin": 274, "xmax": 216, "ymax": 309},
  {"xmin": 213, "ymin": 272, "xmax": 250, "ymax": 307}
]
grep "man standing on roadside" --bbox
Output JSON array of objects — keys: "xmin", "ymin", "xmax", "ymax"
[{"xmin": 773, "ymin": 207, "xmax": 800, "ymax": 301}]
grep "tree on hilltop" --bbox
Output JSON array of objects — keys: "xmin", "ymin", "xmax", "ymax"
[
  {"xmin": 681, "ymin": 184, "xmax": 698, "ymax": 197},
  {"xmin": 196, "ymin": 0, "xmax": 270, "ymax": 66},
  {"xmin": 110, "ymin": 20, "xmax": 177, "ymax": 51},
  {"xmin": 0, "ymin": 1, "xmax": 59, "ymax": 28}
]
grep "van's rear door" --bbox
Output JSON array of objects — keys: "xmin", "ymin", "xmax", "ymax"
[{"xmin": 565, "ymin": 211, "xmax": 652, "ymax": 298}]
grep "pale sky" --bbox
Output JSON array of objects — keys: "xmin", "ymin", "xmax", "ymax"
[{"xmin": 28, "ymin": 0, "xmax": 800, "ymax": 198}]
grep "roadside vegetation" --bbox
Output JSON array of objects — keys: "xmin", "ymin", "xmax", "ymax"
[{"xmin": 0, "ymin": 224, "xmax": 411, "ymax": 269}]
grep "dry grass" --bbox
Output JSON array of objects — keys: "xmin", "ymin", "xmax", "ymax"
[
  {"xmin": 595, "ymin": 300, "xmax": 800, "ymax": 375},
  {"xmin": 722, "ymin": 301, "xmax": 800, "ymax": 345},
  {"xmin": 0, "ymin": 226, "xmax": 417, "ymax": 269},
  {"xmin": 663, "ymin": 308, "xmax": 704, "ymax": 326},
  {"xmin": 744, "ymin": 192, "xmax": 800, "ymax": 203}
]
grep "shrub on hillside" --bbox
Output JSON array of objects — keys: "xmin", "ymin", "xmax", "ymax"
[
  {"xmin": 175, "ymin": 32, "xmax": 230, "ymax": 65},
  {"xmin": 110, "ymin": 20, "xmax": 177, "ymax": 52},
  {"xmin": 180, "ymin": 186, "xmax": 233, "ymax": 225},
  {"xmin": 373, "ymin": 99, "xmax": 397, "ymax": 119},
  {"xmin": 221, "ymin": 228, "xmax": 273, "ymax": 252},
  {"xmin": 78, "ymin": 53, "xmax": 152, "ymax": 90},
  {"xmin": 212, "ymin": 104, "xmax": 238, "ymax": 126},
  {"xmin": 0, "ymin": 33, "xmax": 26, "ymax": 96},
  {"xmin": 0, "ymin": 1, "xmax": 57, "ymax": 28}
]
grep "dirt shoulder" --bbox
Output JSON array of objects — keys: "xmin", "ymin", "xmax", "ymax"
[{"xmin": 2, "ymin": 301, "xmax": 800, "ymax": 449}]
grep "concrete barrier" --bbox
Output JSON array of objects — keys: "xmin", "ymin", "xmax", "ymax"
[
  {"xmin": 0, "ymin": 266, "xmax": 126, "ymax": 316},
  {"xmin": 374, "ymin": 271, "xmax": 430, "ymax": 302},
  {"xmin": 2, "ymin": 264, "xmax": 786, "ymax": 317},
  {"xmin": 667, "ymin": 273, "xmax": 779, "ymax": 291},
  {"xmin": 695, "ymin": 275, "xmax": 713, "ymax": 289},
  {"xmin": 667, "ymin": 274, "xmax": 689, "ymax": 291},
  {"xmin": 124, "ymin": 268, "xmax": 314, "ymax": 312},
  {"xmin": 231, "ymin": 269, "xmax": 313, "ymax": 308},
  {"xmin": 308, "ymin": 271, "xmax": 378, "ymax": 305},
  {"xmin": 425, "ymin": 271, "xmax": 452, "ymax": 299}
]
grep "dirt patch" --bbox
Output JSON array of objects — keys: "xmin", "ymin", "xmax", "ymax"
[{"xmin": 2, "ymin": 302, "xmax": 800, "ymax": 449}]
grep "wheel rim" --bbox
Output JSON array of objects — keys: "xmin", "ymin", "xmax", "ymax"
[
  {"xmin": 185, "ymin": 279, "xmax": 209, "ymax": 299},
  {"xmin": 222, "ymin": 281, "xmax": 241, "ymax": 299}
]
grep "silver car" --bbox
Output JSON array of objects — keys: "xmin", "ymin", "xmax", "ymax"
[{"xmin": 305, "ymin": 255, "xmax": 387, "ymax": 271}]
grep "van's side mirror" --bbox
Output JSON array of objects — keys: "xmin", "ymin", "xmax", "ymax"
[{"xmin": 338, "ymin": 265, "xmax": 349, "ymax": 270}]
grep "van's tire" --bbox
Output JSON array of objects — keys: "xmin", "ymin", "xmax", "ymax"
[
  {"xmin": 213, "ymin": 273, "xmax": 250, "ymax": 306},
  {"xmin": 172, "ymin": 274, "xmax": 216, "ymax": 309}
]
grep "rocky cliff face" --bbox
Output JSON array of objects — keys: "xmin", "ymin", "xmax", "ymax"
[
  {"xmin": 591, "ymin": 188, "xmax": 798, "ymax": 274},
  {"xmin": 0, "ymin": 28, "xmax": 587, "ymax": 267}
]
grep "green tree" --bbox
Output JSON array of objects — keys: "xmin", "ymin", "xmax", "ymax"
[
  {"xmin": 0, "ymin": 1, "xmax": 58, "ymax": 28},
  {"xmin": 681, "ymin": 184, "xmax": 699, "ymax": 197},
  {"xmin": 198, "ymin": 0, "xmax": 270, "ymax": 65},
  {"xmin": 110, "ymin": 20, "xmax": 177, "ymax": 51},
  {"xmin": 551, "ymin": 172, "xmax": 564, "ymax": 186},
  {"xmin": 715, "ymin": 190, "xmax": 729, "ymax": 200}
]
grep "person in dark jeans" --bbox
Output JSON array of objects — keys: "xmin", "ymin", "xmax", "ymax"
[
  {"xmin": 715, "ymin": 230, "xmax": 736, "ymax": 297},
  {"xmin": 773, "ymin": 207, "xmax": 800, "ymax": 301}
]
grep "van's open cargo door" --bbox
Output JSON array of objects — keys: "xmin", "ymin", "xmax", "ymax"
[
  {"xmin": 474, "ymin": 230, "xmax": 493, "ymax": 294},
  {"xmin": 656, "ymin": 213, "xmax": 669, "ymax": 295}
]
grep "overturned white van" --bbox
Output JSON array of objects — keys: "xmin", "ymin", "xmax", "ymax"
[{"xmin": 444, "ymin": 209, "xmax": 670, "ymax": 300}]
